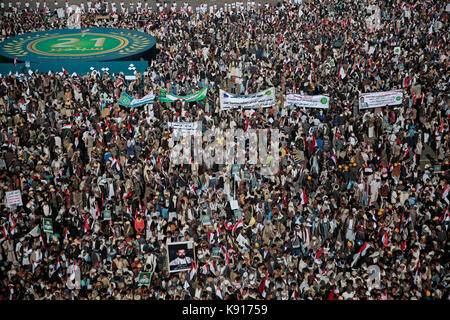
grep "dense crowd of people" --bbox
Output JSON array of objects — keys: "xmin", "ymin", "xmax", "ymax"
[{"xmin": 0, "ymin": 0, "xmax": 449, "ymax": 300}]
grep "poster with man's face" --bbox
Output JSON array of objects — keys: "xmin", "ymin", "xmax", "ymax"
[
  {"xmin": 43, "ymin": 218, "xmax": 53, "ymax": 234},
  {"xmin": 167, "ymin": 241, "xmax": 195, "ymax": 273},
  {"xmin": 359, "ymin": 97, "xmax": 369, "ymax": 110}
]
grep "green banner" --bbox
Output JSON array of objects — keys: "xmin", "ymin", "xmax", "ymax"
[
  {"xmin": 43, "ymin": 218, "xmax": 53, "ymax": 234},
  {"xmin": 158, "ymin": 87, "xmax": 208, "ymax": 103}
]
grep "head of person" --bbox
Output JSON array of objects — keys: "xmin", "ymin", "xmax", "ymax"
[{"xmin": 177, "ymin": 249, "xmax": 186, "ymax": 258}]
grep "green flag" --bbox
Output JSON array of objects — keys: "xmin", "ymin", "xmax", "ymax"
[
  {"xmin": 28, "ymin": 225, "xmax": 41, "ymax": 237},
  {"xmin": 158, "ymin": 87, "xmax": 208, "ymax": 103}
]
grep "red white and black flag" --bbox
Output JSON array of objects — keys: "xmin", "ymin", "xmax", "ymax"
[{"xmin": 258, "ymin": 274, "xmax": 269, "ymax": 298}]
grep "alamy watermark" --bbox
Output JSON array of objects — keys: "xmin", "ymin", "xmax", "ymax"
[{"xmin": 169, "ymin": 128, "xmax": 280, "ymax": 176}]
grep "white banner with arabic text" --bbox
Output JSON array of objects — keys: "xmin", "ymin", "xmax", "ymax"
[{"xmin": 220, "ymin": 88, "xmax": 275, "ymax": 110}]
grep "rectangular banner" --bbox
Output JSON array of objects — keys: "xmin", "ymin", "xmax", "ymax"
[
  {"xmin": 118, "ymin": 92, "xmax": 155, "ymax": 107},
  {"xmin": 219, "ymin": 87, "xmax": 275, "ymax": 110},
  {"xmin": 167, "ymin": 122, "xmax": 199, "ymax": 135},
  {"xmin": 104, "ymin": 210, "xmax": 111, "ymax": 221},
  {"xmin": 234, "ymin": 209, "xmax": 243, "ymax": 221},
  {"xmin": 43, "ymin": 218, "xmax": 54, "ymax": 234},
  {"xmin": 158, "ymin": 87, "xmax": 208, "ymax": 103},
  {"xmin": 359, "ymin": 90, "xmax": 403, "ymax": 109},
  {"xmin": 6, "ymin": 190, "xmax": 23, "ymax": 207},
  {"xmin": 167, "ymin": 241, "xmax": 196, "ymax": 273},
  {"xmin": 285, "ymin": 94, "xmax": 330, "ymax": 109}
]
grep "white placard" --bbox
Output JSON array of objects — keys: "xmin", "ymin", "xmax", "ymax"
[
  {"xmin": 6, "ymin": 190, "xmax": 23, "ymax": 207},
  {"xmin": 220, "ymin": 88, "xmax": 275, "ymax": 110}
]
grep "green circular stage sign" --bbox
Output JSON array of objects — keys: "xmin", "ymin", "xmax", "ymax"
[{"xmin": 0, "ymin": 28, "xmax": 156, "ymax": 62}]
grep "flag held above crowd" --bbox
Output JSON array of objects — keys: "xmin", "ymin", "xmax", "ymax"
[
  {"xmin": 158, "ymin": 86, "xmax": 208, "ymax": 103},
  {"xmin": 118, "ymin": 92, "xmax": 155, "ymax": 108}
]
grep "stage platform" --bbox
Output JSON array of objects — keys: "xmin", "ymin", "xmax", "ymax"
[{"xmin": 0, "ymin": 28, "xmax": 156, "ymax": 64}]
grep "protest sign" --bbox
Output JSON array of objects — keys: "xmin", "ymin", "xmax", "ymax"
[
  {"xmin": 125, "ymin": 75, "xmax": 137, "ymax": 80},
  {"xmin": 158, "ymin": 87, "xmax": 208, "ymax": 102},
  {"xmin": 229, "ymin": 199, "xmax": 239, "ymax": 210},
  {"xmin": 385, "ymin": 124, "xmax": 393, "ymax": 133},
  {"xmin": 28, "ymin": 225, "xmax": 41, "ymax": 238},
  {"xmin": 138, "ymin": 272, "xmax": 152, "ymax": 286},
  {"xmin": 359, "ymin": 90, "xmax": 403, "ymax": 109},
  {"xmin": 168, "ymin": 212, "xmax": 177, "ymax": 222},
  {"xmin": 209, "ymin": 178, "xmax": 217, "ymax": 189},
  {"xmin": 236, "ymin": 233, "xmax": 249, "ymax": 248},
  {"xmin": 434, "ymin": 165, "xmax": 441, "ymax": 174},
  {"xmin": 201, "ymin": 214, "xmax": 211, "ymax": 226},
  {"xmin": 167, "ymin": 122, "xmax": 199, "ymax": 135},
  {"xmin": 104, "ymin": 209, "xmax": 111, "ymax": 221},
  {"xmin": 167, "ymin": 241, "xmax": 195, "ymax": 273},
  {"xmin": 211, "ymin": 247, "xmax": 220, "ymax": 258},
  {"xmin": 234, "ymin": 209, "xmax": 243, "ymax": 221},
  {"xmin": 43, "ymin": 218, "xmax": 53, "ymax": 234},
  {"xmin": 57, "ymin": 8, "xmax": 65, "ymax": 18},
  {"xmin": 219, "ymin": 87, "xmax": 275, "ymax": 110},
  {"xmin": 285, "ymin": 94, "xmax": 330, "ymax": 109},
  {"xmin": 6, "ymin": 190, "xmax": 23, "ymax": 207}
]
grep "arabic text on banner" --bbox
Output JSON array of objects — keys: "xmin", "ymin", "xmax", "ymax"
[
  {"xmin": 219, "ymin": 87, "xmax": 275, "ymax": 110},
  {"xmin": 359, "ymin": 90, "xmax": 403, "ymax": 109},
  {"xmin": 158, "ymin": 87, "xmax": 208, "ymax": 103},
  {"xmin": 285, "ymin": 94, "xmax": 330, "ymax": 109}
]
